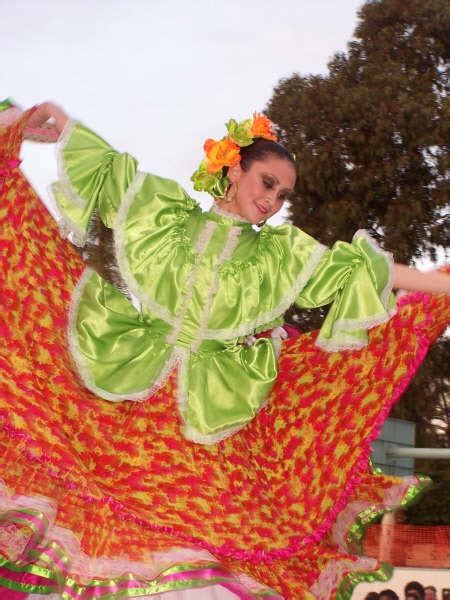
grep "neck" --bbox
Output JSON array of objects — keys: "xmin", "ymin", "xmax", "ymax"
[{"xmin": 210, "ymin": 202, "xmax": 251, "ymax": 224}]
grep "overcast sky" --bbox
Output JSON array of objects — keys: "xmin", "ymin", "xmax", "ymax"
[{"xmin": 2, "ymin": 0, "xmax": 365, "ymax": 223}]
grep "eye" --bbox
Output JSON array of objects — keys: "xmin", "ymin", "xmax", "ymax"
[{"xmin": 262, "ymin": 177, "xmax": 273, "ymax": 189}]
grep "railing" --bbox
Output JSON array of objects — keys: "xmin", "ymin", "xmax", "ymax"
[{"xmin": 386, "ymin": 446, "xmax": 450, "ymax": 459}]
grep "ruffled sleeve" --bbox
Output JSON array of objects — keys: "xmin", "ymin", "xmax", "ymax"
[
  {"xmin": 296, "ymin": 230, "xmax": 396, "ymax": 351},
  {"xmin": 50, "ymin": 120, "xmax": 138, "ymax": 246}
]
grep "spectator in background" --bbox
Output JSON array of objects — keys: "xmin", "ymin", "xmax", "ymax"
[
  {"xmin": 380, "ymin": 590, "xmax": 399, "ymax": 600},
  {"xmin": 424, "ymin": 587, "xmax": 437, "ymax": 600},
  {"xmin": 365, "ymin": 593, "xmax": 380, "ymax": 600},
  {"xmin": 405, "ymin": 581, "xmax": 425, "ymax": 600}
]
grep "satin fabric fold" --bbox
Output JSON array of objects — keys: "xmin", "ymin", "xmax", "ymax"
[
  {"xmin": 298, "ymin": 232, "xmax": 395, "ymax": 349},
  {"xmin": 186, "ymin": 338, "xmax": 279, "ymax": 438},
  {"xmin": 70, "ymin": 270, "xmax": 173, "ymax": 399}
]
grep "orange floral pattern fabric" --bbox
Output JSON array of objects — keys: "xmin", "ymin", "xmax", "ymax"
[{"xmin": 0, "ymin": 113, "xmax": 449, "ymax": 599}]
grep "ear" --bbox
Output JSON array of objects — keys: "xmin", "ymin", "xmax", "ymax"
[{"xmin": 227, "ymin": 163, "xmax": 243, "ymax": 184}]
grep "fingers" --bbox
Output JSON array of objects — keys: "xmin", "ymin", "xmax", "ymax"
[
  {"xmin": 25, "ymin": 103, "xmax": 51, "ymax": 129},
  {"xmin": 23, "ymin": 102, "xmax": 67, "ymax": 142},
  {"xmin": 23, "ymin": 123, "xmax": 60, "ymax": 143}
]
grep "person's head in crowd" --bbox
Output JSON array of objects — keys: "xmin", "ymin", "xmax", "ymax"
[
  {"xmin": 405, "ymin": 581, "xmax": 425, "ymax": 600},
  {"xmin": 364, "ymin": 593, "xmax": 379, "ymax": 600},
  {"xmin": 379, "ymin": 589, "xmax": 399, "ymax": 600},
  {"xmin": 424, "ymin": 587, "xmax": 437, "ymax": 600}
]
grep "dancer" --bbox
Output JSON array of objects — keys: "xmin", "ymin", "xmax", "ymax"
[{"xmin": 0, "ymin": 101, "xmax": 449, "ymax": 599}]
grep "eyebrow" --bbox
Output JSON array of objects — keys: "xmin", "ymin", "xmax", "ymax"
[
  {"xmin": 262, "ymin": 172, "xmax": 294, "ymax": 193},
  {"xmin": 262, "ymin": 172, "xmax": 294, "ymax": 195}
]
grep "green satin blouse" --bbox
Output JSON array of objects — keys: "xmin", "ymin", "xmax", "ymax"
[{"xmin": 51, "ymin": 122, "xmax": 395, "ymax": 444}]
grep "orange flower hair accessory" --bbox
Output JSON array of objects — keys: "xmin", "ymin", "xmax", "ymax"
[
  {"xmin": 191, "ymin": 112, "xmax": 278, "ymax": 198},
  {"xmin": 203, "ymin": 137, "xmax": 241, "ymax": 174},
  {"xmin": 251, "ymin": 113, "xmax": 277, "ymax": 141}
]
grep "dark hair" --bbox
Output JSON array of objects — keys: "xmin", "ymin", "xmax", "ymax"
[
  {"xmin": 379, "ymin": 590, "xmax": 399, "ymax": 600},
  {"xmin": 405, "ymin": 582, "xmax": 425, "ymax": 600},
  {"xmin": 239, "ymin": 138, "xmax": 295, "ymax": 172},
  {"xmin": 364, "ymin": 593, "xmax": 380, "ymax": 600}
]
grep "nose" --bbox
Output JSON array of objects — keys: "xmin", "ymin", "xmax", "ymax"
[{"xmin": 265, "ymin": 189, "xmax": 277, "ymax": 207}]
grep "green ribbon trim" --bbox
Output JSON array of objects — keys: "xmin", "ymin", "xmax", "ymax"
[
  {"xmin": 335, "ymin": 474, "xmax": 432, "ymax": 600},
  {"xmin": 60, "ymin": 576, "xmax": 235, "ymax": 599},
  {"xmin": 156, "ymin": 561, "xmax": 219, "ymax": 577},
  {"xmin": 0, "ymin": 569, "xmax": 238, "ymax": 599},
  {"xmin": 0, "ymin": 555, "xmax": 55, "ymax": 579},
  {"xmin": 0, "ymin": 575, "xmax": 53, "ymax": 594},
  {"xmin": 0, "ymin": 553, "xmax": 268, "ymax": 598},
  {"xmin": 346, "ymin": 474, "xmax": 431, "ymax": 554},
  {"xmin": 336, "ymin": 562, "xmax": 393, "ymax": 600}
]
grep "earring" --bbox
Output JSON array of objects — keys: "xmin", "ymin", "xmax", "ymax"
[{"xmin": 224, "ymin": 182, "xmax": 237, "ymax": 203}]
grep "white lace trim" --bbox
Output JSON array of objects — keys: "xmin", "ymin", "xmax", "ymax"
[
  {"xmin": 330, "ymin": 305, "xmax": 398, "ymax": 338},
  {"xmin": 315, "ymin": 334, "xmax": 369, "ymax": 352},
  {"xmin": 202, "ymin": 242, "xmax": 327, "ymax": 340},
  {"xmin": 310, "ymin": 555, "xmax": 378, "ymax": 600},
  {"xmin": 209, "ymin": 203, "xmax": 252, "ymax": 224},
  {"xmin": 166, "ymin": 220, "xmax": 218, "ymax": 345},
  {"xmin": 114, "ymin": 171, "xmax": 179, "ymax": 327},
  {"xmin": 191, "ymin": 226, "xmax": 242, "ymax": 352},
  {"xmin": 54, "ymin": 119, "xmax": 88, "ymax": 209},
  {"xmin": 183, "ymin": 420, "xmax": 245, "ymax": 445},
  {"xmin": 330, "ymin": 477, "xmax": 418, "ymax": 551},
  {"xmin": 181, "ymin": 410, "xmax": 271, "ymax": 445},
  {"xmin": 47, "ymin": 183, "xmax": 88, "ymax": 247},
  {"xmin": 67, "ymin": 268, "xmax": 178, "ymax": 402},
  {"xmin": 314, "ymin": 309, "xmax": 396, "ymax": 352},
  {"xmin": 353, "ymin": 228, "xmax": 395, "ymax": 308}
]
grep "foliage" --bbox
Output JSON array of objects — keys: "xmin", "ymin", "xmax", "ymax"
[{"xmin": 268, "ymin": 0, "xmax": 449, "ymax": 262}]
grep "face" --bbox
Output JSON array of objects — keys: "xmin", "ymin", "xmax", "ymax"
[{"xmin": 219, "ymin": 155, "xmax": 296, "ymax": 225}]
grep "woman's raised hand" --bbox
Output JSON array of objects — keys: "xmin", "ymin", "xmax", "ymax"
[{"xmin": 24, "ymin": 102, "xmax": 69, "ymax": 143}]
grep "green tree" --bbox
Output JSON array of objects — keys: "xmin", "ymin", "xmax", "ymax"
[{"xmin": 267, "ymin": 0, "xmax": 449, "ymax": 523}]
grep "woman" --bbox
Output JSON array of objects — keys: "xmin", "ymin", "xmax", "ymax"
[{"xmin": 0, "ymin": 101, "xmax": 449, "ymax": 600}]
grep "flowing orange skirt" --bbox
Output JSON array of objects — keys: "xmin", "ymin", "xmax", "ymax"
[{"xmin": 1, "ymin": 113, "xmax": 449, "ymax": 599}]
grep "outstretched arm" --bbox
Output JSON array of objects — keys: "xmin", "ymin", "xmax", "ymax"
[{"xmin": 393, "ymin": 263, "xmax": 450, "ymax": 294}]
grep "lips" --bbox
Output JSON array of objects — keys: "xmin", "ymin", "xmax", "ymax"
[{"xmin": 255, "ymin": 202, "xmax": 268, "ymax": 215}]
